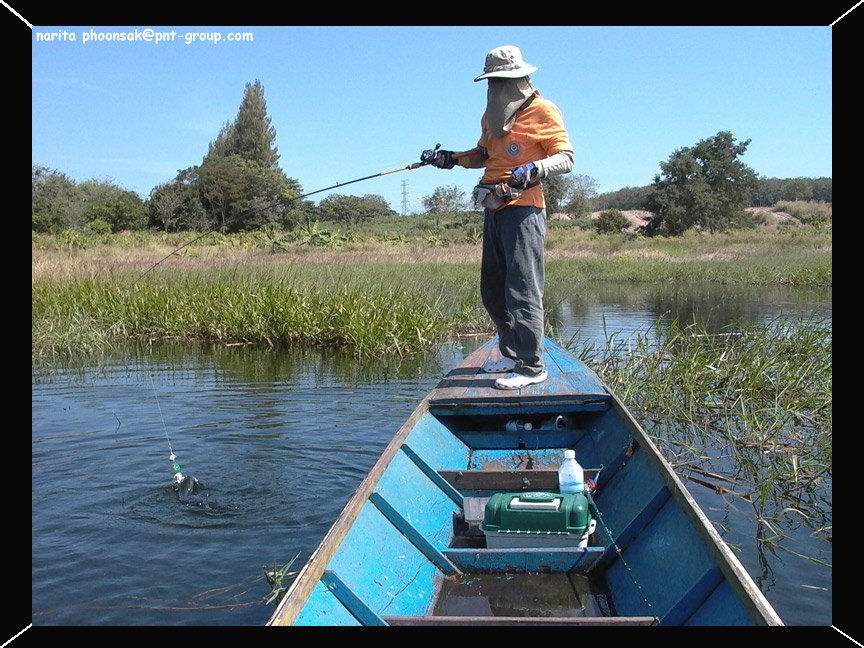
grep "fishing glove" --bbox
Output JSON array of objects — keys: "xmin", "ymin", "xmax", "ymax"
[
  {"xmin": 509, "ymin": 162, "xmax": 537, "ymax": 189},
  {"xmin": 419, "ymin": 147, "xmax": 453, "ymax": 169},
  {"xmin": 433, "ymin": 150, "xmax": 456, "ymax": 169}
]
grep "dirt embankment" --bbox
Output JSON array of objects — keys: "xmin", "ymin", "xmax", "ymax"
[{"xmin": 551, "ymin": 208, "xmax": 801, "ymax": 232}]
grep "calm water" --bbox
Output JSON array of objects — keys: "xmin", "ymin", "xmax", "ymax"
[{"xmin": 31, "ymin": 283, "xmax": 831, "ymax": 626}]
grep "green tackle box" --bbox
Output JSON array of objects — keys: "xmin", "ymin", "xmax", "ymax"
[{"xmin": 480, "ymin": 491, "xmax": 595, "ymax": 548}]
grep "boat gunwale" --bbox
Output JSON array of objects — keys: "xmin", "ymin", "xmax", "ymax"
[{"xmin": 604, "ymin": 389, "xmax": 784, "ymax": 626}]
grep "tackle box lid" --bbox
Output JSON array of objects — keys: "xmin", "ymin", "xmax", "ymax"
[{"xmin": 480, "ymin": 491, "xmax": 591, "ymax": 535}]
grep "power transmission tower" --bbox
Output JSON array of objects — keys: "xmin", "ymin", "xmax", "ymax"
[{"xmin": 401, "ymin": 180, "xmax": 409, "ymax": 216}]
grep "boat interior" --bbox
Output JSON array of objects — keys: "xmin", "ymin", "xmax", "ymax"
[{"xmin": 272, "ymin": 340, "xmax": 777, "ymax": 626}]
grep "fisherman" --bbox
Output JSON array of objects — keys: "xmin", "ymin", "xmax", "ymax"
[{"xmin": 428, "ymin": 45, "xmax": 574, "ymax": 390}]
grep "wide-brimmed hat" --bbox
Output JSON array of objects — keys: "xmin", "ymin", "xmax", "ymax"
[{"xmin": 474, "ymin": 45, "xmax": 538, "ymax": 82}]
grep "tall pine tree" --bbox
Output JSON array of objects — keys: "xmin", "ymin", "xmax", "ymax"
[
  {"xmin": 192, "ymin": 80, "xmax": 300, "ymax": 231},
  {"xmin": 204, "ymin": 80, "xmax": 279, "ymax": 168}
]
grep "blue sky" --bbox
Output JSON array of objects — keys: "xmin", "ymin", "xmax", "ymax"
[{"xmin": 32, "ymin": 25, "xmax": 833, "ymax": 214}]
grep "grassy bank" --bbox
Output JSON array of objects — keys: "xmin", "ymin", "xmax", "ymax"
[
  {"xmin": 32, "ymin": 228, "xmax": 831, "ymax": 359},
  {"xmin": 32, "ymin": 264, "xmax": 486, "ymax": 359}
]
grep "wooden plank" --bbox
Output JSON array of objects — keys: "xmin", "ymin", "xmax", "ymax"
[
  {"xmin": 382, "ymin": 615, "xmax": 658, "ymax": 626},
  {"xmin": 401, "ymin": 443, "xmax": 464, "ymax": 506},
  {"xmin": 369, "ymin": 492, "xmax": 461, "ymax": 576},
  {"xmin": 439, "ymin": 468, "xmax": 600, "ymax": 491},
  {"xmin": 320, "ymin": 571, "xmax": 387, "ymax": 626},
  {"xmin": 427, "ymin": 339, "xmax": 495, "ymax": 404}
]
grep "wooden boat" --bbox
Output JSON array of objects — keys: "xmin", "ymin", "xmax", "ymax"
[{"xmin": 267, "ymin": 338, "xmax": 783, "ymax": 626}]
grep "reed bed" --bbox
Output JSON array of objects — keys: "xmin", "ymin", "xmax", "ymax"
[
  {"xmin": 32, "ymin": 264, "xmax": 488, "ymax": 360},
  {"xmin": 569, "ymin": 317, "xmax": 832, "ymax": 560},
  {"xmin": 32, "ymin": 227, "xmax": 831, "ymax": 360}
]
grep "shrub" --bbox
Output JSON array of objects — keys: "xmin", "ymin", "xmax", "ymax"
[{"xmin": 593, "ymin": 208, "xmax": 631, "ymax": 234}]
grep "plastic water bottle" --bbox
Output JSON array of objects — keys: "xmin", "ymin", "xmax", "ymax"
[
  {"xmin": 558, "ymin": 449, "xmax": 584, "ymax": 494},
  {"xmin": 505, "ymin": 420, "xmax": 533, "ymax": 432}
]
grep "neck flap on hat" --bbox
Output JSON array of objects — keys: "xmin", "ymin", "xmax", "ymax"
[{"xmin": 485, "ymin": 77, "xmax": 535, "ymax": 138}]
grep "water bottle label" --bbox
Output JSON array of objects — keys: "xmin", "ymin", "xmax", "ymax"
[{"xmin": 560, "ymin": 479, "xmax": 583, "ymax": 493}]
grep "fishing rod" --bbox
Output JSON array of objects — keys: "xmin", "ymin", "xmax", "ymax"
[{"xmin": 134, "ymin": 145, "xmax": 473, "ymax": 284}]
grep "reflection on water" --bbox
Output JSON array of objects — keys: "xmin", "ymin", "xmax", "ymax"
[
  {"xmin": 31, "ymin": 283, "xmax": 831, "ymax": 625},
  {"xmin": 549, "ymin": 281, "xmax": 832, "ymax": 347}
]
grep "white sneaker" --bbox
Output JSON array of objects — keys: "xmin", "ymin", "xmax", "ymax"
[
  {"xmin": 494, "ymin": 371, "xmax": 548, "ymax": 390},
  {"xmin": 482, "ymin": 356, "xmax": 517, "ymax": 373}
]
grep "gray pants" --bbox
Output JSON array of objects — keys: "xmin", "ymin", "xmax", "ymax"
[{"xmin": 480, "ymin": 204, "xmax": 547, "ymax": 376}]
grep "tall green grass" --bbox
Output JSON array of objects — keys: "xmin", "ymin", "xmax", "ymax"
[
  {"xmin": 569, "ymin": 316, "xmax": 832, "ymax": 559},
  {"xmin": 32, "ymin": 227, "xmax": 831, "ymax": 359},
  {"xmin": 32, "ymin": 264, "xmax": 488, "ymax": 360}
]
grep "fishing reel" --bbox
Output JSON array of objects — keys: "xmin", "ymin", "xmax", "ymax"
[{"xmin": 419, "ymin": 143, "xmax": 441, "ymax": 166}]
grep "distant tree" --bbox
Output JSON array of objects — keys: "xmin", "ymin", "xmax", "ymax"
[
  {"xmin": 750, "ymin": 177, "xmax": 782, "ymax": 207},
  {"xmin": 282, "ymin": 199, "xmax": 318, "ymax": 232},
  {"xmin": 562, "ymin": 174, "xmax": 598, "ymax": 219},
  {"xmin": 192, "ymin": 80, "xmax": 299, "ymax": 231},
  {"xmin": 644, "ymin": 131, "xmax": 758, "ymax": 235},
  {"xmin": 33, "ymin": 167, "xmax": 148, "ymax": 232},
  {"xmin": 423, "ymin": 185, "xmax": 467, "ymax": 215},
  {"xmin": 542, "ymin": 175, "xmax": 568, "ymax": 215},
  {"xmin": 149, "ymin": 183, "xmax": 183, "ymax": 232},
  {"xmin": 783, "ymin": 178, "xmax": 814, "ymax": 202},
  {"xmin": 204, "ymin": 80, "xmax": 279, "ymax": 169},
  {"xmin": 228, "ymin": 157, "xmax": 301, "ymax": 231},
  {"xmin": 197, "ymin": 156, "xmax": 246, "ymax": 228},
  {"xmin": 32, "ymin": 165, "xmax": 76, "ymax": 232},
  {"xmin": 810, "ymin": 177, "xmax": 832, "ymax": 203},
  {"xmin": 592, "ymin": 208, "xmax": 631, "ymax": 234},
  {"xmin": 534, "ymin": 174, "xmax": 598, "ymax": 218},
  {"xmin": 72, "ymin": 178, "xmax": 147, "ymax": 232},
  {"xmin": 751, "ymin": 176, "xmax": 831, "ymax": 207},
  {"xmin": 595, "ymin": 185, "xmax": 651, "ymax": 211},
  {"xmin": 319, "ymin": 194, "xmax": 393, "ymax": 228}
]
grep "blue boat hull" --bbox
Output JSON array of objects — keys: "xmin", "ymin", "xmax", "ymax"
[{"xmin": 267, "ymin": 338, "xmax": 783, "ymax": 626}]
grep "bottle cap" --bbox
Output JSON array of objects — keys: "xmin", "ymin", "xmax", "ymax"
[{"xmin": 564, "ymin": 449, "xmax": 576, "ymax": 459}]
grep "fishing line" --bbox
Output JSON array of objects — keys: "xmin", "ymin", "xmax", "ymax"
[
  {"xmin": 147, "ymin": 370, "xmax": 176, "ymax": 462},
  {"xmin": 146, "ymin": 362, "xmax": 202, "ymax": 502}
]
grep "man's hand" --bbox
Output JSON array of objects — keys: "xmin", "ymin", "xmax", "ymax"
[
  {"xmin": 430, "ymin": 149, "xmax": 456, "ymax": 169},
  {"xmin": 509, "ymin": 162, "xmax": 537, "ymax": 188}
]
